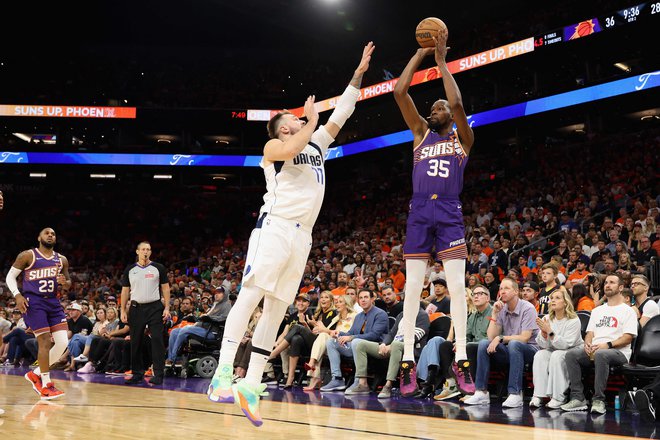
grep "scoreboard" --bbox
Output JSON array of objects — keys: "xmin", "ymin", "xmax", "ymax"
[
  {"xmin": 600, "ymin": 2, "xmax": 658, "ymax": 28},
  {"xmin": 535, "ymin": 2, "xmax": 658, "ymax": 48}
]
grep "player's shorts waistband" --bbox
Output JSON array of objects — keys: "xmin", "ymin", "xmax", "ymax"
[
  {"xmin": 411, "ymin": 193, "xmax": 460, "ymax": 201},
  {"xmin": 255, "ymin": 212, "xmax": 313, "ymax": 233}
]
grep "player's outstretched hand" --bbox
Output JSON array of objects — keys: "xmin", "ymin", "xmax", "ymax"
[
  {"xmin": 355, "ymin": 41, "xmax": 375, "ymax": 75},
  {"xmin": 303, "ymin": 95, "xmax": 318, "ymax": 125},
  {"xmin": 432, "ymin": 36, "xmax": 449, "ymax": 67}
]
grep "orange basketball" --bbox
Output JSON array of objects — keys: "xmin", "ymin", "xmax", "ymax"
[{"xmin": 415, "ymin": 17, "xmax": 448, "ymax": 48}]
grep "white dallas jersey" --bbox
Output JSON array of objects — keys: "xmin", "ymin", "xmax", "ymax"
[{"xmin": 259, "ymin": 126, "xmax": 334, "ymax": 227}]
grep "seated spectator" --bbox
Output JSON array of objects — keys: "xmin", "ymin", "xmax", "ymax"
[
  {"xmin": 567, "ymin": 259, "xmax": 590, "ymax": 286},
  {"xmin": 530, "ymin": 289, "xmax": 583, "ymax": 408},
  {"xmin": 483, "ymin": 271, "xmax": 500, "ymax": 303},
  {"xmin": 521, "ymin": 281, "xmax": 540, "ymax": 313},
  {"xmin": 234, "ymin": 306, "xmax": 263, "ymax": 379},
  {"xmin": 268, "ymin": 292, "xmax": 335, "ymax": 388},
  {"xmin": 538, "ymin": 264, "xmax": 561, "ymax": 316},
  {"xmin": 571, "ymin": 283, "xmax": 595, "ymax": 312},
  {"xmin": 303, "ymin": 295, "xmax": 356, "ymax": 391},
  {"xmin": 165, "ymin": 287, "xmax": 231, "ymax": 367},
  {"xmin": 77, "ymin": 315, "xmax": 129, "ymax": 374},
  {"xmin": 59, "ymin": 302, "xmax": 94, "ymax": 370},
  {"xmin": 424, "ymin": 280, "xmax": 451, "ymax": 316},
  {"xmin": 423, "ymin": 285, "xmax": 492, "ymax": 400},
  {"xmin": 65, "ymin": 307, "xmax": 109, "ymax": 371},
  {"xmin": 634, "ymin": 235, "xmax": 657, "ymax": 274},
  {"xmin": 1, "ymin": 310, "xmax": 33, "ymax": 366},
  {"xmin": 74, "ymin": 307, "xmax": 120, "ymax": 364},
  {"xmin": 464, "ymin": 276, "xmax": 539, "ymax": 408},
  {"xmin": 320, "ymin": 289, "xmax": 389, "ymax": 392},
  {"xmin": 346, "ymin": 304, "xmax": 429, "ymax": 398},
  {"xmin": 631, "ymin": 275, "xmax": 658, "ymax": 327},
  {"xmin": 375, "ymin": 286, "xmax": 404, "ymax": 319},
  {"xmin": 561, "ymin": 274, "xmax": 638, "ymax": 414}
]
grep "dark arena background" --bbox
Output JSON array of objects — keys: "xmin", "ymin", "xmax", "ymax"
[{"xmin": 0, "ymin": 1, "xmax": 659, "ymax": 438}]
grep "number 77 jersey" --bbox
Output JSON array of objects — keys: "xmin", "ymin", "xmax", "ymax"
[
  {"xmin": 23, "ymin": 249, "xmax": 63, "ymax": 298},
  {"xmin": 259, "ymin": 126, "xmax": 334, "ymax": 228},
  {"xmin": 413, "ymin": 129, "xmax": 468, "ymax": 198}
]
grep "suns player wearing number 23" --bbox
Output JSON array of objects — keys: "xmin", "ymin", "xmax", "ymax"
[
  {"xmin": 393, "ymin": 36, "xmax": 475, "ymax": 397},
  {"xmin": 6, "ymin": 227, "xmax": 72, "ymax": 400}
]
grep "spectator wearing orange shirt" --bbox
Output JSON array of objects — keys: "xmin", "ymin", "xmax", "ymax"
[
  {"xmin": 389, "ymin": 261, "xmax": 406, "ymax": 292},
  {"xmin": 331, "ymin": 271, "xmax": 349, "ymax": 297},
  {"xmin": 567, "ymin": 260, "xmax": 590, "ymax": 286}
]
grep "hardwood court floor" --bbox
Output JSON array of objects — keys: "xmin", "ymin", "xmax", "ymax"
[{"xmin": 0, "ymin": 369, "xmax": 654, "ymax": 439}]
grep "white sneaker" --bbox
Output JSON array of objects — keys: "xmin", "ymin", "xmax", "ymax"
[
  {"xmin": 529, "ymin": 396, "xmax": 544, "ymax": 408},
  {"xmin": 502, "ymin": 393, "xmax": 523, "ymax": 408},
  {"xmin": 73, "ymin": 354, "xmax": 88, "ymax": 362},
  {"xmin": 547, "ymin": 398, "xmax": 566, "ymax": 409},
  {"xmin": 463, "ymin": 390, "xmax": 490, "ymax": 405}
]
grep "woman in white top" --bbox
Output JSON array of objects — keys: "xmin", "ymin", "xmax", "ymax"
[{"xmin": 531, "ymin": 289, "xmax": 583, "ymax": 408}]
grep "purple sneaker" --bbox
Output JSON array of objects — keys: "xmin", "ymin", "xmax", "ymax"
[
  {"xmin": 451, "ymin": 360, "xmax": 475, "ymax": 395},
  {"xmin": 399, "ymin": 361, "xmax": 419, "ymax": 397}
]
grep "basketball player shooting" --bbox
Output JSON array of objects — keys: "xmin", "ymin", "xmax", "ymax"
[
  {"xmin": 207, "ymin": 41, "xmax": 375, "ymax": 427},
  {"xmin": 393, "ymin": 36, "xmax": 475, "ymax": 397},
  {"xmin": 6, "ymin": 227, "xmax": 72, "ymax": 400}
]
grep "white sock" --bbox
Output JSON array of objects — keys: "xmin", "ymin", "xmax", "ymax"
[
  {"xmin": 41, "ymin": 372, "xmax": 51, "ymax": 385},
  {"xmin": 34, "ymin": 367, "xmax": 41, "ymax": 375},
  {"xmin": 402, "ymin": 259, "xmax": 427, "ymax": 361},
  {"xmin": 245, "ymin": 295, "xmax": 290, "ymax": 387},
  {"xmin": 217, "ymin": 283, "xmax": 265, "ymax": 366},
  {"xmin": 444, "ymin": 259, "xmax": 467, "ymax": 361}
]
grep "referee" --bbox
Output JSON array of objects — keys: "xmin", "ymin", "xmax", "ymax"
[{"xmin": 120, "ymin": 241, "xmax": 171, "ymax": 385}]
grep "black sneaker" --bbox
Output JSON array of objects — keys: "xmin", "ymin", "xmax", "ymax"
[
  {"xmin": 125, "ymin": 375, "xmax": 144, "ymax": 385},
  {"xmin": 261, "ymin": 375, "xmax": 277, "ymax": 385},
  {"xmin": 634, "ymin": 390, "xmax": 656, "ymax": 422}
]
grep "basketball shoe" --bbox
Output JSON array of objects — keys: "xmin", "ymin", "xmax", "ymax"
[
  {"xmin": 399, "ymin": 361, "xmax": 419, "ymax": 397},
  {"xmin": 40, "ymin": 382, "xmax": 65, "ymax": 400},
  {"xmin": 208, "ymin": 364, "xmax": 234, "ymax": 403},
  {"xmin": 24, "ymin": 370, "xmax": 43, "ymax": 396},
  {"xmin": 233, "ymin": 381, "xmax": 267, "ymax": 427}
]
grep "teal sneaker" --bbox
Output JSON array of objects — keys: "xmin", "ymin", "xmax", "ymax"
[
  {"xmin": 233, "ymin": 381, "xmax": 267, "ymax": 427},
  {"xmin": 207, "ymin": 364, "xmax": 234, "ymax": 403}
]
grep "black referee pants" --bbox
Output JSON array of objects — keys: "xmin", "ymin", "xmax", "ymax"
[{"xmin": 128, "ymin": 300, "xmax": 165, "ymax": 378}]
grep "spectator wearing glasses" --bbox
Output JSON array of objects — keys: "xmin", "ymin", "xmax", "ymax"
[
  {"xmin": 634, "ymin": 236, "xmax": 657, "ymax": 274},
  {"xmin": 429, "ymin": 285, "xmax": 492, "ymax": 400},
  {"xmin": 631, "ymin": 275, "xmax": 658, "ymax": 327}
]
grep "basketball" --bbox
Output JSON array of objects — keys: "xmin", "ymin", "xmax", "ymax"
[{"xmin": 415, "ymin": 17, "xmax": 448, "ymax": 48}]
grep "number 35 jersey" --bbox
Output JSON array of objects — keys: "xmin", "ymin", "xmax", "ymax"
[
  {"xmin": 22, "ymin": 248, "xmax": 62, "ymax": 298},
  {"xmin": 259, "ymin": 125, "xmax": 334, "ymax": 228},
  {"xmin": 413, "ymin": 129, "xmax": 468, "ymax": 198}
]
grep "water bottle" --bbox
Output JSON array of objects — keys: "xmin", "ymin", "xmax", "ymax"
[{"xmin": 614, "ymin": 395, "xmax": 621, "ymax": 410}]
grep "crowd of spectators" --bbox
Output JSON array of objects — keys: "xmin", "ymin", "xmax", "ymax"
[{"xmin": 0, "ymin": 127, "xmax": 658, "ymax": 412}]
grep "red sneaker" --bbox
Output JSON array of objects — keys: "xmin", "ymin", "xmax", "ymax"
[
  {"xmin": 40, "ymin": 382, "xmax": 65, "ymax": 400},
  {"xmin": 24, "ymin": 371, "xmax": 43, "ymax": 396},
  {"xmin": 145, "ymin": 368, "xmax": 154, "ymax": 377}
]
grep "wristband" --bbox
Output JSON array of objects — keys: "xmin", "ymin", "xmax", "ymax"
[{"xmin": 488, "ymin": 317, "xmax": 497, "ymax": 322}]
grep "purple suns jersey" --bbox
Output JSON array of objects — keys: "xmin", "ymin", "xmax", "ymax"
[
  {"xmin": 412, "ymin": 129, "xmax": 468, "ymax": 198},
  {"xmin": 22, "ymin": 249, "xmax": 62, "ymax": 298}
]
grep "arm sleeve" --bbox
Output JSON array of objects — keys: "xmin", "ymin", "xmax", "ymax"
[
  {"xmin": 6, "ymin": 266, "xmax": 22, "ymax": 296},
  {"xmin": 310, "ymin": 125, "xmax": 335, "ymax": 154}
]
